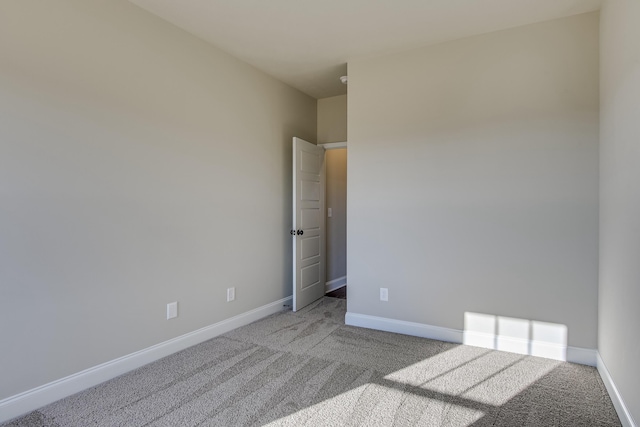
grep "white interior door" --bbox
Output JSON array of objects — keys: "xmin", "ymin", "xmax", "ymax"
[{"xmin": 292, "ymin": 137, "xmax": 326, "ymax": 311}]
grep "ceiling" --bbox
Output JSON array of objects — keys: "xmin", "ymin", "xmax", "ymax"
[{"xmin": 129, "ymin": 0, "xmax": 601, "ymax": 99}]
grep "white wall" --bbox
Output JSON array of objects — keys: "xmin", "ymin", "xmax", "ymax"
[
  {"xmin": 599, "ymin": 0, "xmax": 640, "ymax": 424},
  {"xmin": 347, "ymin": 13, "xmax": 599, "ymax": 350},
  {"xmin": 0, "ymin": 0, "xmax": 315, "ymax": 401}
]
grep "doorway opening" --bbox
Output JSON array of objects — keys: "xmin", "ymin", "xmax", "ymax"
[{"xmin": 323, "ymin": 144, "xmax": 347, "ymax": 300}]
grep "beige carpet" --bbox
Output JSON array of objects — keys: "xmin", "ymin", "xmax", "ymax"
[{"xmin": 2, "ymin": 298, "xmax": 621, "ymax": 426}]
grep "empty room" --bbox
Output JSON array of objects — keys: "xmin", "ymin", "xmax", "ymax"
[{"xmin": 1, "ymin": 0, "xmax": 638, "ymax": 426}]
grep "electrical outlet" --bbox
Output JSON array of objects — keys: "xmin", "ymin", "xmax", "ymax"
[
  {"xmin": 380, "ymin": 288, "xmax": 388, "ymax": 302},
  {"xmin": 227, "ymin": 287, "xmax": 235, "ymax": 302},
  {"xmin": 167, "ymin": 301, "xmax": 178, "ymax": 319}
]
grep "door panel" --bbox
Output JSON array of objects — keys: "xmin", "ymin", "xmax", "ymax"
[
  {"xmin": 301, "ymin": 237, "xmax": 320, "ymax": 259},
  {"xmin": 301, "ymin": 181, "xmax": 320, "ymax": 201},
  {"xmin": 301, "ymin": 264, "xmax": 320, "ymax": 289},
  {"xmin": 301, "ymin": 208, "xmax": 320, "ymax": 228},
  {"xmin": 292, "ymin": 137, "xmax": 325, "ymax": 311}
]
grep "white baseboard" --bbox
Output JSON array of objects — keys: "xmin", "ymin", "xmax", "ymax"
[
  {"xmin": 325, "ymin": 276, "xmax": 347, "ymax": 293},
  {"xmin": 462, "ymin": 331, "xmax": 596, "ymax": 366},
  {"xmin": 0, "ymin": 296, "xmax": 292, "ymax": 424},
  {"xmin": 345, "ymin": 312, "xmax": 463, "ymax": 344},
  {"xmin": 566, "ymin": 346, "xmax": 598, "ymax": 366},
  {"xmin": 345, "ymin": 311, "xmax": 596, "ymax": 366},
  {"xmin": 597, "ymin": 352, "xmax": 637, "ymax": 427}
]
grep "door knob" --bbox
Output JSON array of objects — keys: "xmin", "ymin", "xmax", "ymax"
[{"xmin": 297, "ymin": 230, "xmax": 304, "ymax": 235}]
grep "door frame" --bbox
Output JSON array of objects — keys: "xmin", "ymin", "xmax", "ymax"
[{"xmin": 319, "ymin": 141, "xmax": 347, "ymax": 150}]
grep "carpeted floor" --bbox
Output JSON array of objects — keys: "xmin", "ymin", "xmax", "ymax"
[{"xmin": 3, "ymin": 298, "xmax": 621, "ymax": 426}]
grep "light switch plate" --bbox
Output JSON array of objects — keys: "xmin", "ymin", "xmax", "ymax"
[{"xmin": 380, "ymin": 288, "xmax": 388, "ymax": 302}]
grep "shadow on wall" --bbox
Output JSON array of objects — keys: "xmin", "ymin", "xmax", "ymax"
[{"xmin": 463, "ymin": 312, "xmax": 568, "ymax": 361}]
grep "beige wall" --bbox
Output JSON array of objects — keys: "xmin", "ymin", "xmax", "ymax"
[
  {"xmin": 347, "ymin": 13, "xmax": 599, "ymax": 349},
  {"xmin": 325, "ymin": 149, "xmax": 347, "ymax": 284},
  {"xmin": 318, "ymin": 95, "xmax": 347, "ymax": 143},
  {"xmin": 599, "ymin": 0, "xmax": 640, "ymax": 424},
  {"xmin": 0, "ymin": 0, "xmax": 315, "ymax": 401}
]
